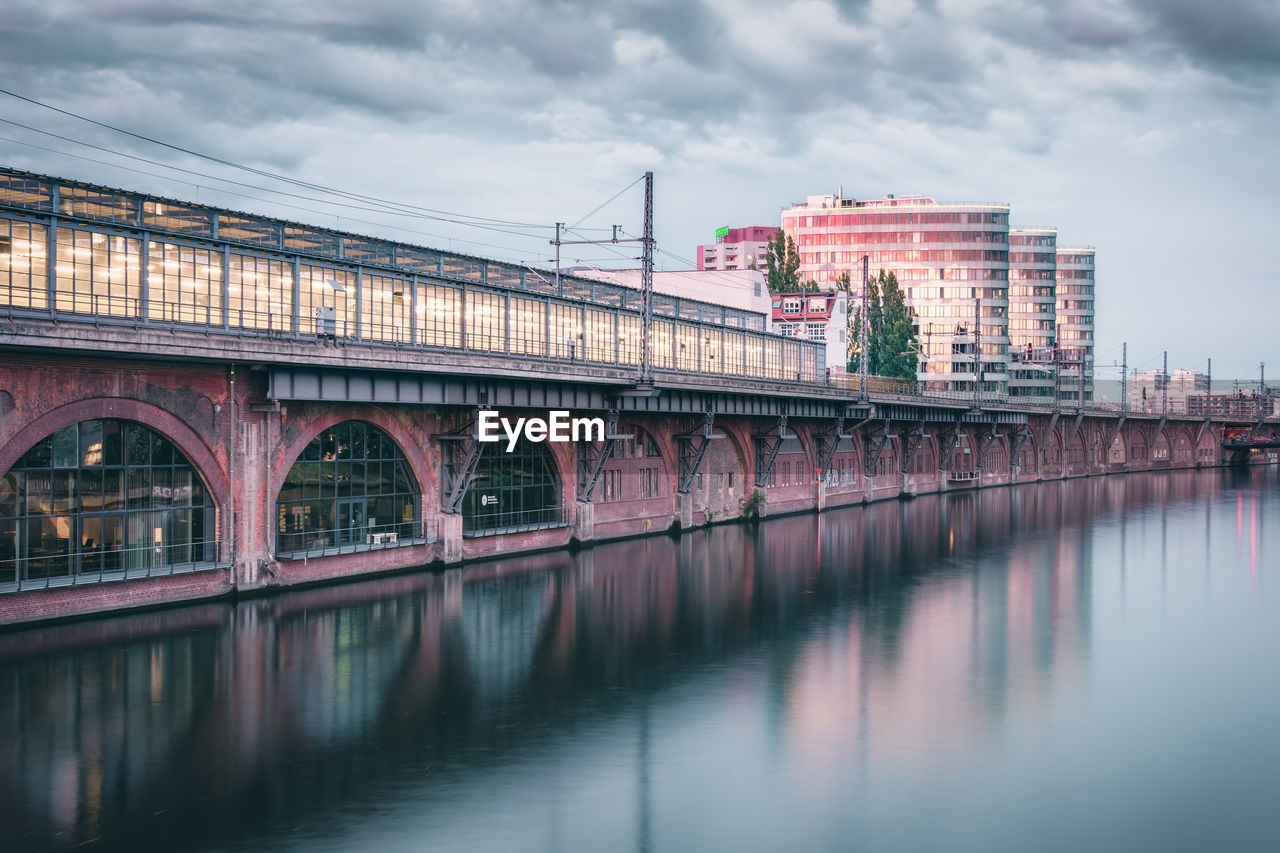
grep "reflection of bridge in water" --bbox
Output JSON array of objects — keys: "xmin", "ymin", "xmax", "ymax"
[{"xmin": 0, "ymin": 469, "xmax": 1258, "ymax": 851}]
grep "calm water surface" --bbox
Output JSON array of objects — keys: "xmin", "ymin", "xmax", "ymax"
[{"xmin": 2, "ymin": 468, "xmax": 1279, "ymax": 852}]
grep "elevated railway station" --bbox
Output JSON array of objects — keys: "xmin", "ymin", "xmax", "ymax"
[{"xmin": 1, "ymin": 166, "xmax": 1275, "ymax": 625}]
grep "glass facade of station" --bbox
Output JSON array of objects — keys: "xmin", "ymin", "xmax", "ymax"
[
  {"xmin": 462, "ymin": 440, "xmax": 562, "ymax": 536},
  {"xmin": 276, "ymin": 422, "xmax": 419, "ymax": 557},
  {"xmin": 0, "ymin": 167, "xmax": 824, "ymax": 385},
  {"xmin": 0, "ymin": 419, "xmax": 216, "ymax": 591}
]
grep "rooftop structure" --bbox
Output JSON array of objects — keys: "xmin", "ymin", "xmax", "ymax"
[{"xmin": 697, "ymin": 225, "xmax": 775, "ymax": 272}]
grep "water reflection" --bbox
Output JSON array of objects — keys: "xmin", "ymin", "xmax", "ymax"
[{"xmin": 2, "ymin": 468, "xmax": 1277, "ymax": 852}]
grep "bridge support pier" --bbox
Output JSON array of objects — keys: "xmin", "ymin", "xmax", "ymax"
[
  {"xmin": 675, "ymin": 491, "xmax": 695, "ymax": 530},
  {"xmin": 440, "ymin": 514, "xmax": 464, "ymax": 564},
  {"xmin": 573, "ymin": 500, "xmax": 596, "ymax": 544}
]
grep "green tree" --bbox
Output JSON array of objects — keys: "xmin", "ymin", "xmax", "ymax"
[
  {"xmin": 847, "ymin": 270, "xmax": 919, "ymax": 382},
  {"xmin": 764, "ymin": 229, "xmax": 801, "ymax": 293}
]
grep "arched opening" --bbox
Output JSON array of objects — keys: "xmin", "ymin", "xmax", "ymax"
[
  {"xmin": 1152, "ymin": 431, "xmax": 1171, "ymax": 462},
  {"xmin": 276, "ymin": 421, "xmax": 420, "ymax": 557},
  {"xmin": 825, "ymin": 436, "xmax": 860, "ymax": 486},
  {"xmin": 463, "ymin": 437, "xmax": 563, "ymax": 536},
  {"xmin": 1108, "ymin": 431, "xmax": 1127, "ymax": 464},
  {"xmin": 1131, "ymin": 432, "xmax": 1152, "ymax": 466},
  {"xmin": 763, "ymin": 429, "xmax": 809, "ymax": 488},
  {"xmin": 1, "ymin": 419, "xmax": 217, "ymax": 590},
  {"xmin": 695, "ymin": 429, "xmax": 747, "ymax": 517}
]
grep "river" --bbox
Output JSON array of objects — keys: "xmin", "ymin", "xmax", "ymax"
[{"xmin": 2, "ymin": 467, "xmax": 1277, "ymax": 852}]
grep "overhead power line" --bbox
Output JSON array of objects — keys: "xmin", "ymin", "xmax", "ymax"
[{"xmin": 0, "ymin": 86, "xmax": 573, "ymax": 231}]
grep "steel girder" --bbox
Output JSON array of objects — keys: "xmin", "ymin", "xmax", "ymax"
[
  {"xmin": 753, "ymin": 415, "xmax": 789, "ymax": 488},
  {"xmin": 676, "ymin": 412, "xmax": 719, "ymax": 494}
]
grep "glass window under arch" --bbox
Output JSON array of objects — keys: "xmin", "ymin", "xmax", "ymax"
[
  {"xmin": 276, "ymin": 421, "xmax": 419, "ymax": 557},
  {"xmin": 463, "ymin": 437, "xmax": 563, "ymax": 535},
  {"xmin": 1, "ymin": 419, "xmax": 216, "ymax": 592}
]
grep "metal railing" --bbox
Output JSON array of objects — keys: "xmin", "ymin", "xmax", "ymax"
[
  {"xmin": 462, "ymin": 505, "xmax": 567, "ymax": 538},
  {"xmin": 275, "ymin": 519, "xmax": 438, "ymax": 561},
  {"xmin": 0, "ymin": 538, "xmax": 225, "ymax": 594},
  {"xmin": 0, "ymin": 283, "xmax": 826, "ymax": 385}
]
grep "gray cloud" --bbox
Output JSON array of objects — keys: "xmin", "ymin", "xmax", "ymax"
[{"xmin": 0, "ymin": 0, "xmax": 1277, "ymax": 373}]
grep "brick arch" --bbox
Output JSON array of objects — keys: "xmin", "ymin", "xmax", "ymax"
[
  {"xmin": 1089, "ymin": 425, "xmax": 1106, "ymax": 467},
  {"xmin": 979, "ymin": 433, "xmax": 1010, "ymax": 473},
  {"xmin": 615, "ymin": 421, "xmax": 673, "ymax": 478},
  {"xmin": 1014, "ymin": 430, "xmax": 1038, "ymax": 473},
  {"xmin": 1172, "ymin": 427, "xmax": 1192, "ymax": 461},
  {"xmin": 270, "ymin": 406, "xmax": 434, "ymax": 510},
  {"xmin": 1108, "ymin": 428, "xmax": 1127, "ymax": 464},
  {"xmin": 1151, "ymin": 426, "xmax": 1171, "ymax": 460},
  {"xmin": 1041, "ymin": 427, "xmax": 1064, "ymax": 471},
  {"xmin": 0, "ymin": 397, "xmax": 229, "ymax": 514},
  {"xmin": 697, "ymin": 420, "xmax": 751, "ymax": 515}
]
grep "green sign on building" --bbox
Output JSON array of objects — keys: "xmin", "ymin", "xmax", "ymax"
[{"xmin": 714, "ymin": 226, "xmax": 730, "ymax": 238}]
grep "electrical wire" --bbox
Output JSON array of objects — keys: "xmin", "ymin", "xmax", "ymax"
[
  {"xmin": 0, "ymin": 87, "xmax": 578, "ymax": 230},
  {"xmin": 0, "ymin": 133, "xmax": 555, "ymax": 264}
]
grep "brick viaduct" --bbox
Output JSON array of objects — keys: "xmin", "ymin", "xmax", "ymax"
[{"xmin": 2, "ymin": 343, "xmax": 1267, "ymax": 626}]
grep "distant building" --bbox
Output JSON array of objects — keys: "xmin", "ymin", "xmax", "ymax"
[
  {"xmin": 1129, "ymin": 368, "xmax": 1207, "ymax": 413},
  {"xmin": 697, "ymin": 226, "xmax": 776, "ymax": 271},
  {"xmin": 781, "ymin": 192, "xmax": 1011, "ymax": 396},
  {"xmin": 571, "ymin": 266, "xmax": 847, "ymax": 376},
  {"xmin": 1008, "ymin": 227, "xmax": 1058, "ymax": 400},
  {"xmin": 567, "ymin": 266, "xmax": 772, "ymax": 318},
  {"xmin": 769, "ymin": 289, "xmax": 849, "ymax": 377},
  {"xmin": 1056, "ymin": 248, "xmax": 1096, "ymax": 404}
]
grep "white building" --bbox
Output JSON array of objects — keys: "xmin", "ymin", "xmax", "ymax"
[{"xmin": 571, "ymin": 267, "xmax": 848, "ymax": 376}]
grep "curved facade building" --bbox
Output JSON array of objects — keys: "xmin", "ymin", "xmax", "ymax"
[
  {"xmin": 1008, "ymin": 227, "xmax": 1058, "ymax": 399},
  {"xmin": 781, "ymin": 193, "xmax": 1011, "ymax": 396},
  {"xmin": 1056, "ymin": 248, "xmax": 1096, "ymax": 404}
]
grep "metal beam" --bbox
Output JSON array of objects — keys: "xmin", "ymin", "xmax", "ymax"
[
  {"xmin": 432, "ymin": 412, "xmax": 483, "ymax": 514},
  {"xmin": 899, "ymin": 421, "xmax": 925, "ymax": 474},
  {"xmin": 1195, "ymin": 417, "xmax": 1211, "ymax": 446},
  {"xmin": 1108, "ymin": 414, "xmax": 1127, "ymax": 450},
  {"xmin": 977, "ymin": 422, "xmax": 1002, "ymax": 469},
  {"xmin": 1065, "ymin": 413, "xmax": 1085, "ymax": 452},
  {"xmin": 577, "ymin": 411, "xmax": 629, "ymax": 502},
  {"xmin": 676, "ymin": 412, "xmax": 719, "ymax": 494},
  {"xmin": 864, "ymin": 419, "xmax": 893, "ymax": 478},
  {"xmin": 753, "ymin": 414, "xmax": 788, "ymax": 488},
  {"xmin": 1009, "ymin": 424, "xmax": 1033, "ymax": 471},
  {"xmin": 814, "ymin": 416, "xmax": 846, "ymax": 479},
  {"xmin": 937, "ymin": 416, "xmax": 964, "ymax": 472}
]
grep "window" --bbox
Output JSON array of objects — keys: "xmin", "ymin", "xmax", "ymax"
[
  {"xmin": 807, "ymin": 323, "xmax": 826, "ymax": 341},
  {"xmin": 2, "ymin": 419, "xmax": 216, "ymax": 591},
  {"xmin": 277, "ymin": 421, "xmax": 418, "ymax": 556},
  {"xmin": 463, "ymin": 437, "xmax": 562, "ymax": 534},
  {"xmin": 640, "ymin": 467, "xmax": 660, "ymax": 499}
]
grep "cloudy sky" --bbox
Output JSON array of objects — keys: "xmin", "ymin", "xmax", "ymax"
[{"xmin": 1, "ymin": 0, "xmax": 1277, "ymax": 379}]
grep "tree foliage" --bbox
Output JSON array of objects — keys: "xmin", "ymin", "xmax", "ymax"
[
  {"xmin": 764, "ymin": 229, "xmax": 817, "ymax": 293},
  {"xmin": 847, "ymin": 269, "xmax": 919, "ymax": 381}
]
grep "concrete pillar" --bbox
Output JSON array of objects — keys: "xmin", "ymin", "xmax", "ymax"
[
  {"xmin": 573, "ymin": 499, "xmax": 595, "ymax": 543},
  {"xmin": 235, "ymin": 414, "xmax": 272, "ymax": 589},
  {"xmin": 675, "ymin": 491, "xmax": 695, "ymax": 529},
  {"xmin": 440, "ymin": 513, "xmax": 464, "ymax": 564}
]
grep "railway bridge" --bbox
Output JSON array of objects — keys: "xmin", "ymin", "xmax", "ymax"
[{"xmin": 0, "ymin": 166, "xmax": 1275, "ymax": 624}]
